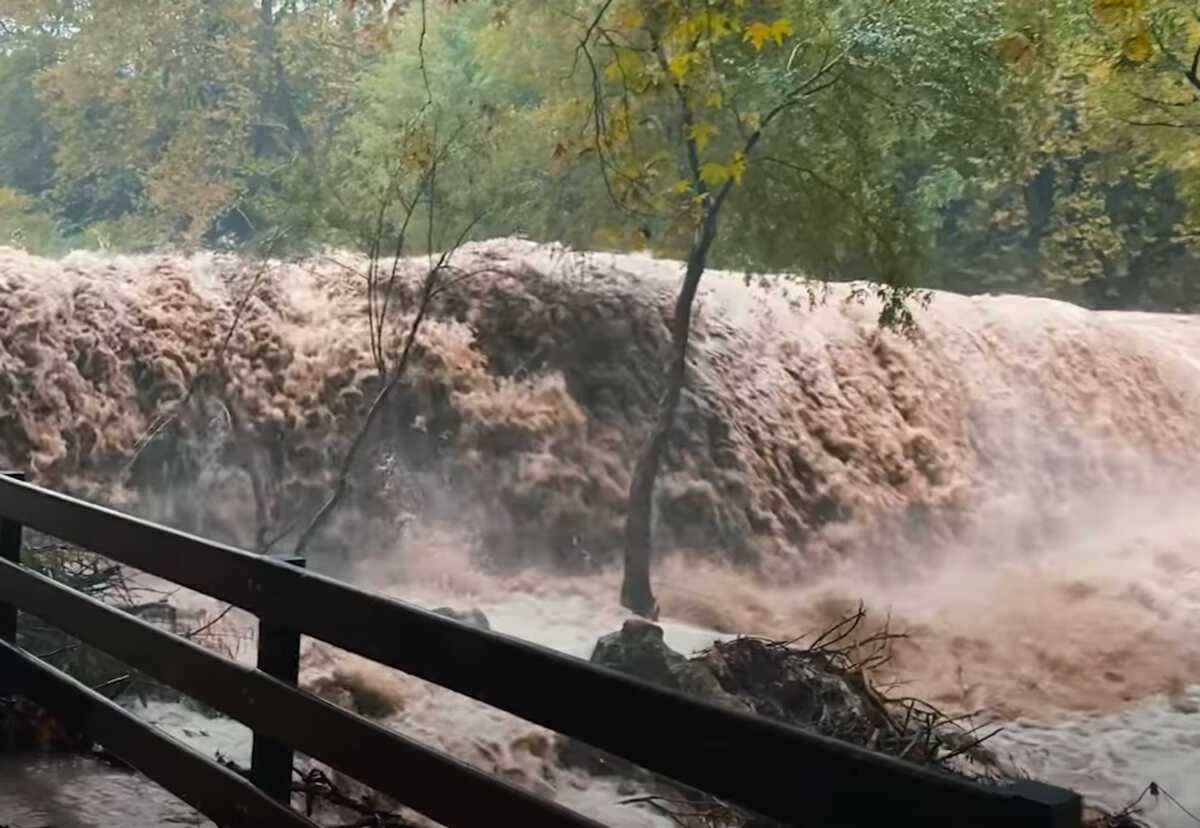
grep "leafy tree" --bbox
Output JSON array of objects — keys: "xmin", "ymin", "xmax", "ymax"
[
  {"xmin": 0, "ymin": 187, "xmax": 62, "ymax": 252},
  {"xmin": 0, "ymin": 40, "xmax": 56, "ymax": 199},
  {"xmin": 945, "ymin": 0, "xmax": 1200, "ymax": 311},
  {"xmin": 17, "ymin": 0, "xmax": 367, "ymax": 247},
  {"xmin": 559, "ymin": 0, "xmax": 1041, "ymax": 615}
]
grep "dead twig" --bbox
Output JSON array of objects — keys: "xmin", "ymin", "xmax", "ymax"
[
  {"xmin": 292, "ymin": 766, "xmax": 415, "ymax": 827},
  {"xmin": 183, "ymin": 604, "xmax": 236, "ymax": 640}
]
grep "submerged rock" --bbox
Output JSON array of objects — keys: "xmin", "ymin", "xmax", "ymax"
[{"xmin": 591, "ymin": 618, "xmax": 685, "ymax": 684}]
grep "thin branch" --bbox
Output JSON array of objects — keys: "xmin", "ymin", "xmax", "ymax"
[
  {"xmin": 418, "ymin": 0, "xmax": 432, "ymax": 104},
  {"xmin": 760, "ymin": 155, "xmax": 902, "ymax": 260},
  {"xmin": 571, "ymin": 0, "xmax": 618, "ymax": 78},
  {"xmin": 123, "ymin": 225, "xmax": 292, "ymax": 476},
  {"xmin": 290, "ymin": 766, "xmax": 415, "ymax": 826},
  {"xmin": 292, "ymin": 240, "xmax": 462, "ymax": 558},
  {"xmin": 935, "ymin": 726, "xmax": 1004, "ymax": 766},
  {"xmin": 1117, "ymin": 117, "xmax": 1200, "ymax": 128},
  {"xmin": 649, "ymin": 31, "xmax": 706, "ymax": 193},
  {"xmin": 1131, "ymin": 90, "xmax": 1194, "ymax": 108},
  {"xmin": 92, "ymin": 674, "xmax": 131, "ymax": 698},
  {"xmin": 183, "ymin": 604, "xmax": 235, "ymax": 640}
]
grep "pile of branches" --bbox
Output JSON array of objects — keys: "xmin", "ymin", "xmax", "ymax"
[
  {"xmin": 2, "ymin": 535, "xmax": 240, "ymax": 758},
  {"xmin": 612, "ymin": 606, "xmax": 1011, "ymax": 828},
  {"xmin": 699, "ymin": 604, "xmax": 1004, "ymax": 776},
  {"xmin": 14, "ymin": 537, "xmax": 175, "ymax": 705}
]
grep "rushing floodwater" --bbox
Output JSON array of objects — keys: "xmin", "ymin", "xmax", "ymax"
[
  {"xmin": 2, "ymin": 585, "xmax": 1196, "ymax": 827},
  {"xmin": 2, "ymin": 240, "xmax": 1200, "ymax": 825},
  {"xmin": 0, "ymin": 755, "xmax": 204, "ymax": 826}
]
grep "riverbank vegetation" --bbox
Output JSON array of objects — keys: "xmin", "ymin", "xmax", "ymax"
[{"xmin": 0, "ymin": 1, "xmax": 1198, "ymax": 313}]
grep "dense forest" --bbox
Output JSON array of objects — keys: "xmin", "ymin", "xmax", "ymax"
[{"xmin": 1, "ymin": 0, "xmax": 1199, "ymax": 314}]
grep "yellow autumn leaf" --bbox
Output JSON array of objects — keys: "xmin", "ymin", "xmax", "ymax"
[
  {"xmin": 616, "ymin": 4, "xmax": 644, "ymax": 30},
  {"xmin": 687, "ymin": 122, "xmax": 718, "ymax": 151},
  {"xmin": 700, "ymin": 12, "xmax": 736, "ymax": 38},
  {"xmin": 595, "ymin": 226, "xmax": 621, "ymax": 246},
  {"xmin": 605, "ymin": 50, "xmax": 642, "ymax": 82},
  {"xmin": 769, "ymin": 19, "xmax": 793, "ymax": 46},
  {"xmin": 673, "ymin": 179, "xmax": 692, "ymax": 194},
  {"xmin": 743, "ymin": 21, "xmax": 771, "ymax": 51},
  {"xmin": 699, "ymin": 162, "xmax": 730, "ymax": 186},
  {"xmin": 998, "ymin": 32, "xmax": 1031, "ymax": 63},
  {"xmin": 998, "ymin": 32, "xmax": 1039, "ymax": 70},
  {"xmin": 667, "ymin": 17, "xmax": 696, "ymax": 44},
  {"xmin": 741, "ymin": 111, "xmax": 761, "ymax": 131},
  {"xmin": 728, "ymin": 151, "xmax": 747, "ymax": 184},
  {"xmin": 1122, "ymin": 28, "xmax": 1151, "ymax": 63},
  {"xmin": 704, "ymin": 89, "xmax": 723, "ymax": 108},
  {"xmin": 1094, "ymin": 0, "xmax": 1143, "ymax": 26},
  {"xmin": 668, "ymin": 52, "xmax": 697, "ymax": 82}
]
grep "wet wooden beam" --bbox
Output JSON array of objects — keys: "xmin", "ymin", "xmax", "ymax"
[
  {"xmin": 0, "ymin": 475, "xmax": 1082, "ymax": 828},
  {"xmin": 0, "ymin": 557, "xmax": 603, "ymax": 828},
  {"xmin": 0, "ymin": 471, "xmax": 24, "ymax": 646},
  {"xmin": 251, "ymin": 556, "xmax": 305, "ymax": 803},
  {"xmin": 0, "ymin": 638, "xmax": 317, "ymax": 828}
]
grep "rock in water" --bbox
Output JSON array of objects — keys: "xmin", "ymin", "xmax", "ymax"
[
  {"xmin": 590, "ymin": 619, "xmax": 751, "ymax": 712},
  {"xmin": 591, "ymin": 618, "xmax": 685, "ymax": 685},
  {"xmin": 431, "ymin": 606, "xmax": 491, "ymax": 631}
]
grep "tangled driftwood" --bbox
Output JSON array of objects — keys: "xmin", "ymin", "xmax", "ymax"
[
  {"xmin": 698, "ymin": 605, "xmax": 1005, "ymax": 775},
  {"xmin": 578, "ymin": 605, "xmax": 1012, "ymax": 827}
]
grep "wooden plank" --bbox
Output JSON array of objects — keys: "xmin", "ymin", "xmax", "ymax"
[
  {"xmin": 0, "ymin": 557, "xmax": 605, "ymax": 828},
  {"xmin": 0, "ymin": 476, "xmax": 1082, "ymax": 827},
  {"xmin": 0, "ymin": 471, "xmax": 24, "ymax": 645},
  {"xmin": 0, "ymin": 639, "xmax": 318, "ymax": 828},
  {"xmin": 251, "ymin": 556, "xmax": 305, "ymax": 803}
]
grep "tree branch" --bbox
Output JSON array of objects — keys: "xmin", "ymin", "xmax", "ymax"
[{"xmin": 290, "ymin": 208, "xmax": 480, "ymax": 558}]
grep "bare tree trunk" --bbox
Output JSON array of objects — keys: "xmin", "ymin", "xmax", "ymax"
[
  {"xmin": 256, "ymin": 0, "xmax": 311, "ymax": 159},
  {"xmin": 621, "ymin": 208, "xmax": 721, "ymax": 617}
]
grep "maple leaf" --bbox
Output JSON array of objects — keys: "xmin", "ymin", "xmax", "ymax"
[
  {"xmin": 687, "ymin": 122, "xmax": 717, "ymax": 151},
  {"xmin": 743, "ymin": 21, "xmax": 771, "ymax": 51},
  {"xmin": 769, "ymin": 19, "xmax": 793, "ymax": 46},
  {"xmin": 700, "ymin": 162, "xmax": 730, "ymax": 186}
]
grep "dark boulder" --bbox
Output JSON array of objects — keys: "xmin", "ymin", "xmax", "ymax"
[{"xmin": 590, "ymin": 618, "xmax": 751, "ymax": 712}]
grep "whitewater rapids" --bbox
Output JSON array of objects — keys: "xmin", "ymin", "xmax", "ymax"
[{"xmin": 1, "ymin": 239, "xmax": 1199, "ymax": 825}]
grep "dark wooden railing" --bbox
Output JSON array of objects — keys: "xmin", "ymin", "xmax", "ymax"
[{"xmin": 0, "ymin": 472, "xmax": 1083, "ymax": 827}]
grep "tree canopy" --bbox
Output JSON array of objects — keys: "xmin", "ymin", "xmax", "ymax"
[{"xmin": 0, "ymin": 0, "xmax": 1197, "ymax": 311}]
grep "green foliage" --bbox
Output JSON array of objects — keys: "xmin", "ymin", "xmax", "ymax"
[
  {"xmin": 2, "ymin": 0, "xmax": 368, "ymax": 248},
  {"xmin": 0, "ymin": 0, "xmax": 1196, "ymax": 310},
  {"xmin": 918, "ymin": 0, "xmax": 1200, "ymax": 309},
  {"xmin": 0, "ymin": 187, "xmax": 63, "ymax": 253},
  {"xmin": 0, "ymin": 46, "xmax": 55, "ymax": 198}
]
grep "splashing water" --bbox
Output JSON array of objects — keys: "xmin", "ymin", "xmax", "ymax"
[{"xmin": 1, "ymin": 239, "xmax": 1199, "ymax": 825}]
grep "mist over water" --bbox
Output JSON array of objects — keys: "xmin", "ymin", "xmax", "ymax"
[{"xmin": 1, "ymin": 239, "xmax": 1199, "ymax": 824}]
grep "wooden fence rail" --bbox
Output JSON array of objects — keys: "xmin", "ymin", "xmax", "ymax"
[{"xmin": 0, "ymin": 473, "xmax": 1083, "ymax": 827}]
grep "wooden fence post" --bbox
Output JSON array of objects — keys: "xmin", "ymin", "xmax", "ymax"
[
  {"xmin": 251, "ymin": 555, "xmax": 305, "ymax": 804},
  {"xmin": 0, "ymin": 471, "xmax": 26, "ymax": 646},
  {"xmin": 1008, "ymin": 779, "xmax": 1084, "ymax": 828}
]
